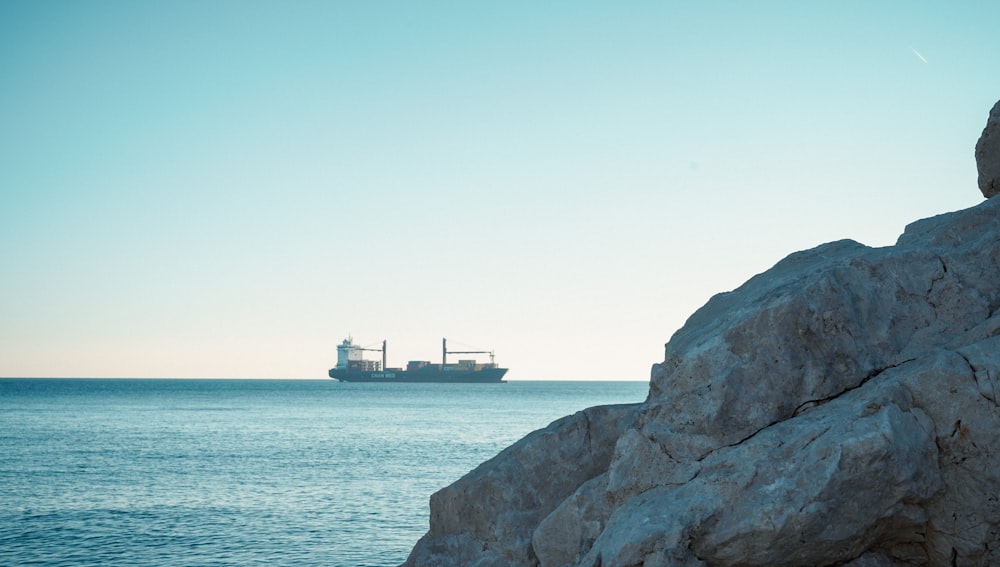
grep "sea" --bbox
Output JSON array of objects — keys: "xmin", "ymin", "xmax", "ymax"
[{"xmin": 0, "ymin": 378, "xmax": 648, "ymax": 566}]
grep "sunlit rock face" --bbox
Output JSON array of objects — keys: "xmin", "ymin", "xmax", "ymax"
[
  {"xmin": 976, "ymin": 99, "xmax": 1000, "ymax": 198},
  {"xmin": 402, "ymin": 105, "xmax": 1000, "ymax": 567}
]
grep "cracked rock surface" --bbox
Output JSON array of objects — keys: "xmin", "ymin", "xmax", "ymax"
[{"xmin": 402, "ymin": 196, "xmax": 1000, "ymax": 567}]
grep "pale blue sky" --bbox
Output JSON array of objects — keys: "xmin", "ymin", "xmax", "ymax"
[{"xmin": 2, "ymin": 1, "xmax": 997, "ymax": 379}]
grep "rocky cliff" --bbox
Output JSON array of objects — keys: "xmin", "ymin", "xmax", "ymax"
[{"xmin": 402, "ymin": 103, "xmax": 1000, "ymax": 567}]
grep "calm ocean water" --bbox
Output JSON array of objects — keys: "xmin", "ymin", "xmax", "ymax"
[{"xmin": 0, "ymin": 378, "xmax": 647, "ymax": 566}]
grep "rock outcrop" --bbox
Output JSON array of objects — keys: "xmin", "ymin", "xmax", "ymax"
[
  {"xmin": 976, "ymin": 99, "xmax": 1000, "ymax": 198},
  {"xmin": 402, "ymin": 104, "xmax": 1000, "ymax": 567}
]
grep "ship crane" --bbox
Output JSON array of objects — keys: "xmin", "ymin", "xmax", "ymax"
[
  {"xmin": 356, "ymin": 340, "xmax": 387, "ymax": 371},
  {"xmin": 442, "ymin": 338, "xmax": 496, "ymax": 365}
]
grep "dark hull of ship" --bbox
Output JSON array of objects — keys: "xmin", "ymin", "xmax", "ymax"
[{"xmin": 329, "ymin": 367, "xmax": 508, "ymax": 383}]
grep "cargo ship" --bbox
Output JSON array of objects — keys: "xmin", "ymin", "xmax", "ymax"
[{"xmin": 328, "ymin": 337, "xmax": 508, "ymax": 383}]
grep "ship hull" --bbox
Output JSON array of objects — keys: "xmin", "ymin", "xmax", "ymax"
[{"xmin": 329, "ymin": 367, "xmax": 507, "ymax": 383}]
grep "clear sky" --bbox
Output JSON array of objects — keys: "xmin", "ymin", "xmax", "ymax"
[{"xmin": 2, "ymin": 1, "xmax": 998, "ymax": 380}]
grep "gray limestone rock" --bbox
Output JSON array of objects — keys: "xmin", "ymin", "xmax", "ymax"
[
  {"xmin": 403, "ymin": 403, "xmax": 639, "ymax": 567},
  {"xmin": 976, "ymin": 99, "xmax": 1000, "ymax": 198},
  {"xmin": 402, "ymin": 187, "xmax": 1000, "ymax": 566}
]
